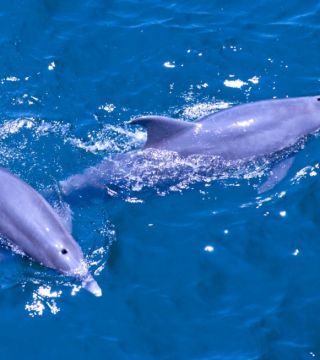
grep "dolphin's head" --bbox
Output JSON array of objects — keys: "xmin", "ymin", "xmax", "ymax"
[
  {"xmin": 59, "ymin": 247, "xmax": 102, "ymax": 297},
  {"xmin": 306, "ymin": 95, "xmax": 320, "ymax": 110},
  {"xmin": 42, "ymin": 231, "xmax": 102, "ymax": 297},
  {"xmin": 285, "ymin": 95, "xmax": 320, "ymax": 131},
  {"xmin": 304, "ymin": 95, "xmax": 320, "ymax": 124}
]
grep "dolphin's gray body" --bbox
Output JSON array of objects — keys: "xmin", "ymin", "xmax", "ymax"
[
  {"xmin": 0, "ymin": 169, "xmax": 101, "ymax": 296},
  {"xmin": 60, "ymin": 96, "xmax": 320, "ymax": 196},
  {"xmin": 131, "ymin": 96, "xmax": 320, "ymax": 158}
]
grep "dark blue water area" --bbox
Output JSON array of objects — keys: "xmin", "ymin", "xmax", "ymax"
[{"xmin": 0, "ymin": 0, "xmax": 319, "ymax": 359}]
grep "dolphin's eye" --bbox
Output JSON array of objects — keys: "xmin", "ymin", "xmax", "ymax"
[
  {"xmin": 317, "ymin": 97, "xmax": 320, "ymax": 101},
  {"xmin": 61, "ymin": 249, "xmax": 68, "ymax": 255}
]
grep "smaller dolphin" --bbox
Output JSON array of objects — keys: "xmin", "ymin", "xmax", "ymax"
[{"xmin": 0, "ymin": 168, "xmax": 101, "ymax": 296}]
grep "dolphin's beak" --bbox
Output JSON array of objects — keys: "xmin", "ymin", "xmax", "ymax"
[{"xmin": 82, "ymin": 274, "xmax": 102, "ymax": 297}]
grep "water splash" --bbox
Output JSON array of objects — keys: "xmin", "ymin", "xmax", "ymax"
[
  {"xmin": 181, "ymin": 101, "xmax": 231, "ymax": 120},
  {"xmin": 25, "ymin": 285, "xmax": 62, "ymax": 317},
  {"xmin": 68, "ymin": 123, "xmax": 146, "ymax": 154}
]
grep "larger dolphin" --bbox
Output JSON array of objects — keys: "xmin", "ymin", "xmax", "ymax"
[
  {"xmin": 59, "ymin": 95, "xmax": 320, "ymax": 196},
  {"xmin": 0, "ymin": 168, "xmax": 101, "ymax": 296}
]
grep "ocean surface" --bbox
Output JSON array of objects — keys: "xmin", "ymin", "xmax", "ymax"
[{"xmin": 0, "ymin": 0, "xmax": 319, "ymax": 359}]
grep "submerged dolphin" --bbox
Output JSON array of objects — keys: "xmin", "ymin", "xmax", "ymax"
[
  {"xmin": 59, "ymin": 95, "xmax": 320, "ymax": 196},
  {"xmin": 0, "ymin": 168, "xmax": 101, "ymax": 296}
]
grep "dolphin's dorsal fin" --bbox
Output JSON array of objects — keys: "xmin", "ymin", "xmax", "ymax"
[{"xmin": 129, "ymin": 116, "xmax": 194, "ymax": 148}]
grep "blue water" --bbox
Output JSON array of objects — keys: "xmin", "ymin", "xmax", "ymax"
[{"xmin": 0, "ymin": 0, "xmax": 319, "ymax": 359}]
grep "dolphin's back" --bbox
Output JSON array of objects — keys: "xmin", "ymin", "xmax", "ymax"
[
  {"xmin": 133, "ymin": 96, "xmax": 320, "ymax": 159},
  {"xmin": 195, "ymin": 96, "xmax": 320, "ymax": 158},
  {"xmin": 198, "ymin": 97, "xmax": 318, "ymax": 131}
]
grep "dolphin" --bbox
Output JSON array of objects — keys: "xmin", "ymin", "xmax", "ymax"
[
  {"xmin": 0, "ymin": 168, "xmax": 102, "ymax": 296},
  {"xmin": 59, "ymin": 95, "xmax": 320, "ymax": 196}
]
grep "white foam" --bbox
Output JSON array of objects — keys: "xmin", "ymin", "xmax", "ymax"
[
  {"xmin": 48, "ymin": 62, "xmax": 56, "ymax": 71},
  {"xmin": 163, "ymin": 61, "xmax": 175, "ymax": 68},
  {"xmin": 224, "ymin": 79, "xmax": 248, "ymax": 89}
]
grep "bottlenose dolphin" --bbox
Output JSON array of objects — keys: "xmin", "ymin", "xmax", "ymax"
[
  {"xmin": 59, "ymin": 96, "xmax": 320, "ymax": 196},
  {"xmin": 0, "ymin": 168, "xmax": 101, "ymax": 296}
]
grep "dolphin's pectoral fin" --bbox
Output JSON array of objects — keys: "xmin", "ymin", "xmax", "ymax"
[
  {"xmin": 257, "ymin": 157, "xmax": 294, "ymax": 194},
  {"xmin": 129, "ymin": 116, "xmax": 195, "ymax": 148}
]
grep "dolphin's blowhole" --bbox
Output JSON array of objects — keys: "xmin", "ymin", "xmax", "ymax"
[{"xmin": 61, "ymin": 248, "xmax": 68, "ymax": 255}]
